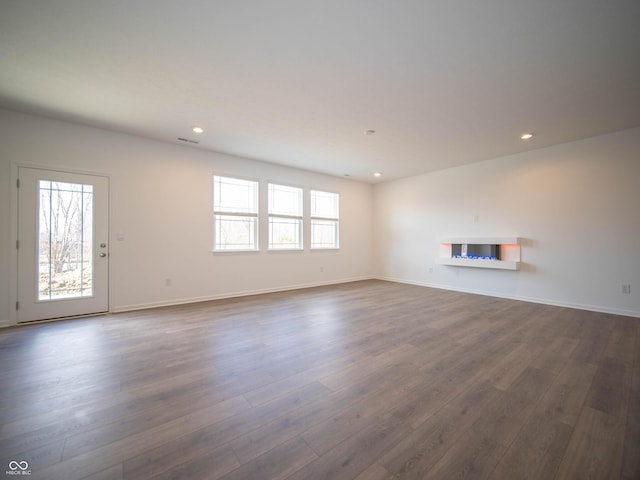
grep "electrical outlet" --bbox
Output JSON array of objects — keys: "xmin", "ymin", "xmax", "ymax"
[{"xmin": 621, "ymin": 284, "xmax": 631, "ymax": 294}]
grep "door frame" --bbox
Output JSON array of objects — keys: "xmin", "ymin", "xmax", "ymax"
[{"xmin": 10, "ymin": 163, "xmax": 112, "ymax": 326}]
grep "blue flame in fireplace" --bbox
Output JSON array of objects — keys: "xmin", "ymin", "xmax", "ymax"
[{"xmin": 454, "ymin": 255, "xmax": 498, "ymax": 260}]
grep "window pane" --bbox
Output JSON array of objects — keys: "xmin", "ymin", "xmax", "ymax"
[
  {"xmin": 38, "ymin": 180, "xmax": 94, "ymax": 300},
  {"xmin": 269, "ymin": 183, "xmax": 302, "ymax": 216},
  {"xmin": 214, "ymin": 215, "xmax": 257, "ymax": 250},
  {"xmin": 214, "ymin": 176, "xmax": 258, "ymax": 214},
  {"xmin": 310, "ymin": 190, "xmax": 339, "ymax": 219},
  {"xmin": 269, "ymin": 217, "xmax": 302, "ymax": 249},
  {"xmin": 311, "ymin": 219, "xmax": 339, "ymax": 249}
]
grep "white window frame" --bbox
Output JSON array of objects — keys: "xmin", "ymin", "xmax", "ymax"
[
  {"xmin": 268, "ymin": 183, "xmax": 303, "ymax": 250},
  {"xmin": 213, "ymin": 175, "xmax": 259, "ymax": 252},
  {"xmin": 310, "ymin": 190, "xmax": 339, "ymax": 249}
]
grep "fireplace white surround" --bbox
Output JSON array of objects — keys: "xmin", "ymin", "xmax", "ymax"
[{"xmin": 436, "ymin": 237, "xmax": 521, "ymax": 270}]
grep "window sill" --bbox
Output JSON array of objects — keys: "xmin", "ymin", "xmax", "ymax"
[{"xmin": 211, "ymin": 249, "xmax": 259, "ymax": 254}]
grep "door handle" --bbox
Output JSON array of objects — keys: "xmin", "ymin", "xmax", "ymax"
[{"xmin": 99, "ymin": 253, "xmax": 107, "ymax": 258}]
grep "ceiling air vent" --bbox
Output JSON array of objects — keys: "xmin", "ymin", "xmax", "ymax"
[{"xmin": 177, "ymin": 137, "xmax": 199, "ymax": 144}]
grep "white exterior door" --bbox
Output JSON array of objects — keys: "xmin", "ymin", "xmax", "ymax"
[{"xmin": 17, "ymin": 167, "xmax": 109, "ymax": 322}]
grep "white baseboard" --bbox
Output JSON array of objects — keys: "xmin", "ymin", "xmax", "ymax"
[
  {"xmin": 111, "ymin": 276, "xmax": 374, "ymax": 314},
  {"xmin": 7, "ymin": 275, "xmax": 634, "ymax": 325},
  {"xmin": 375, "ymin": 275, "xmax": 640, "ymax": 318}
]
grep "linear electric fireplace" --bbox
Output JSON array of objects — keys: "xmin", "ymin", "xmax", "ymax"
[
  {"xmin": 451, "ymin": 243, "xmax": 500, "ymax": 260},
  {"xmin": 436, "ymin": 237, "xmax": 521, "ymax": 270}
]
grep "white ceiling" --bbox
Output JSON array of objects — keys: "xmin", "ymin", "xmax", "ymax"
[{"xmin": 1, "ymin": 1, "xmax": 639, "ymax": 183}]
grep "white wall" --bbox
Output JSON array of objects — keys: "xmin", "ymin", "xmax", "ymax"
[
  {"xmin": 0, "ymin": 109, "xmax": 373, "ymax": 326},
  {"xmin": 2, "ymin": 108, "xmax": 638, "ymax": 325},
  {"xmin": 373, "ymin": 127, "xmax": 640, "ymax": 317}
]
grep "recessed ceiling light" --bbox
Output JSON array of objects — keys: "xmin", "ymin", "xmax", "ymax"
[
  {"xmin": 520, "ymin": 133, "xmax": 534, "ymax": 140},
  {"xmin": 374, "ymin": 172, "xmax": 382, "ymax": 177},
  {"xmin": 365, "ymin": 129, "xmax": 376, "ymax": 135},
  {"xmin": 192, "ymin": 126, "xmax": 204, "ymax": 134}
]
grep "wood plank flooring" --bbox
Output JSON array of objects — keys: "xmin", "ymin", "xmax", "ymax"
[{"xmin": 0, "ymin": 280, "xmax": 638, "ymax": 479}]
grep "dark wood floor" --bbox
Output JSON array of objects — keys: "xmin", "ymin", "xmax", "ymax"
[{"xmin": 1, "ymin": 280, "xmax": 638, "ymax": 479}]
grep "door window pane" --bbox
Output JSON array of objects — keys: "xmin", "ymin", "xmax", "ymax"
[{"xmin": 38, "ymin": 180, "xmax": 94, "ymax": 300}]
